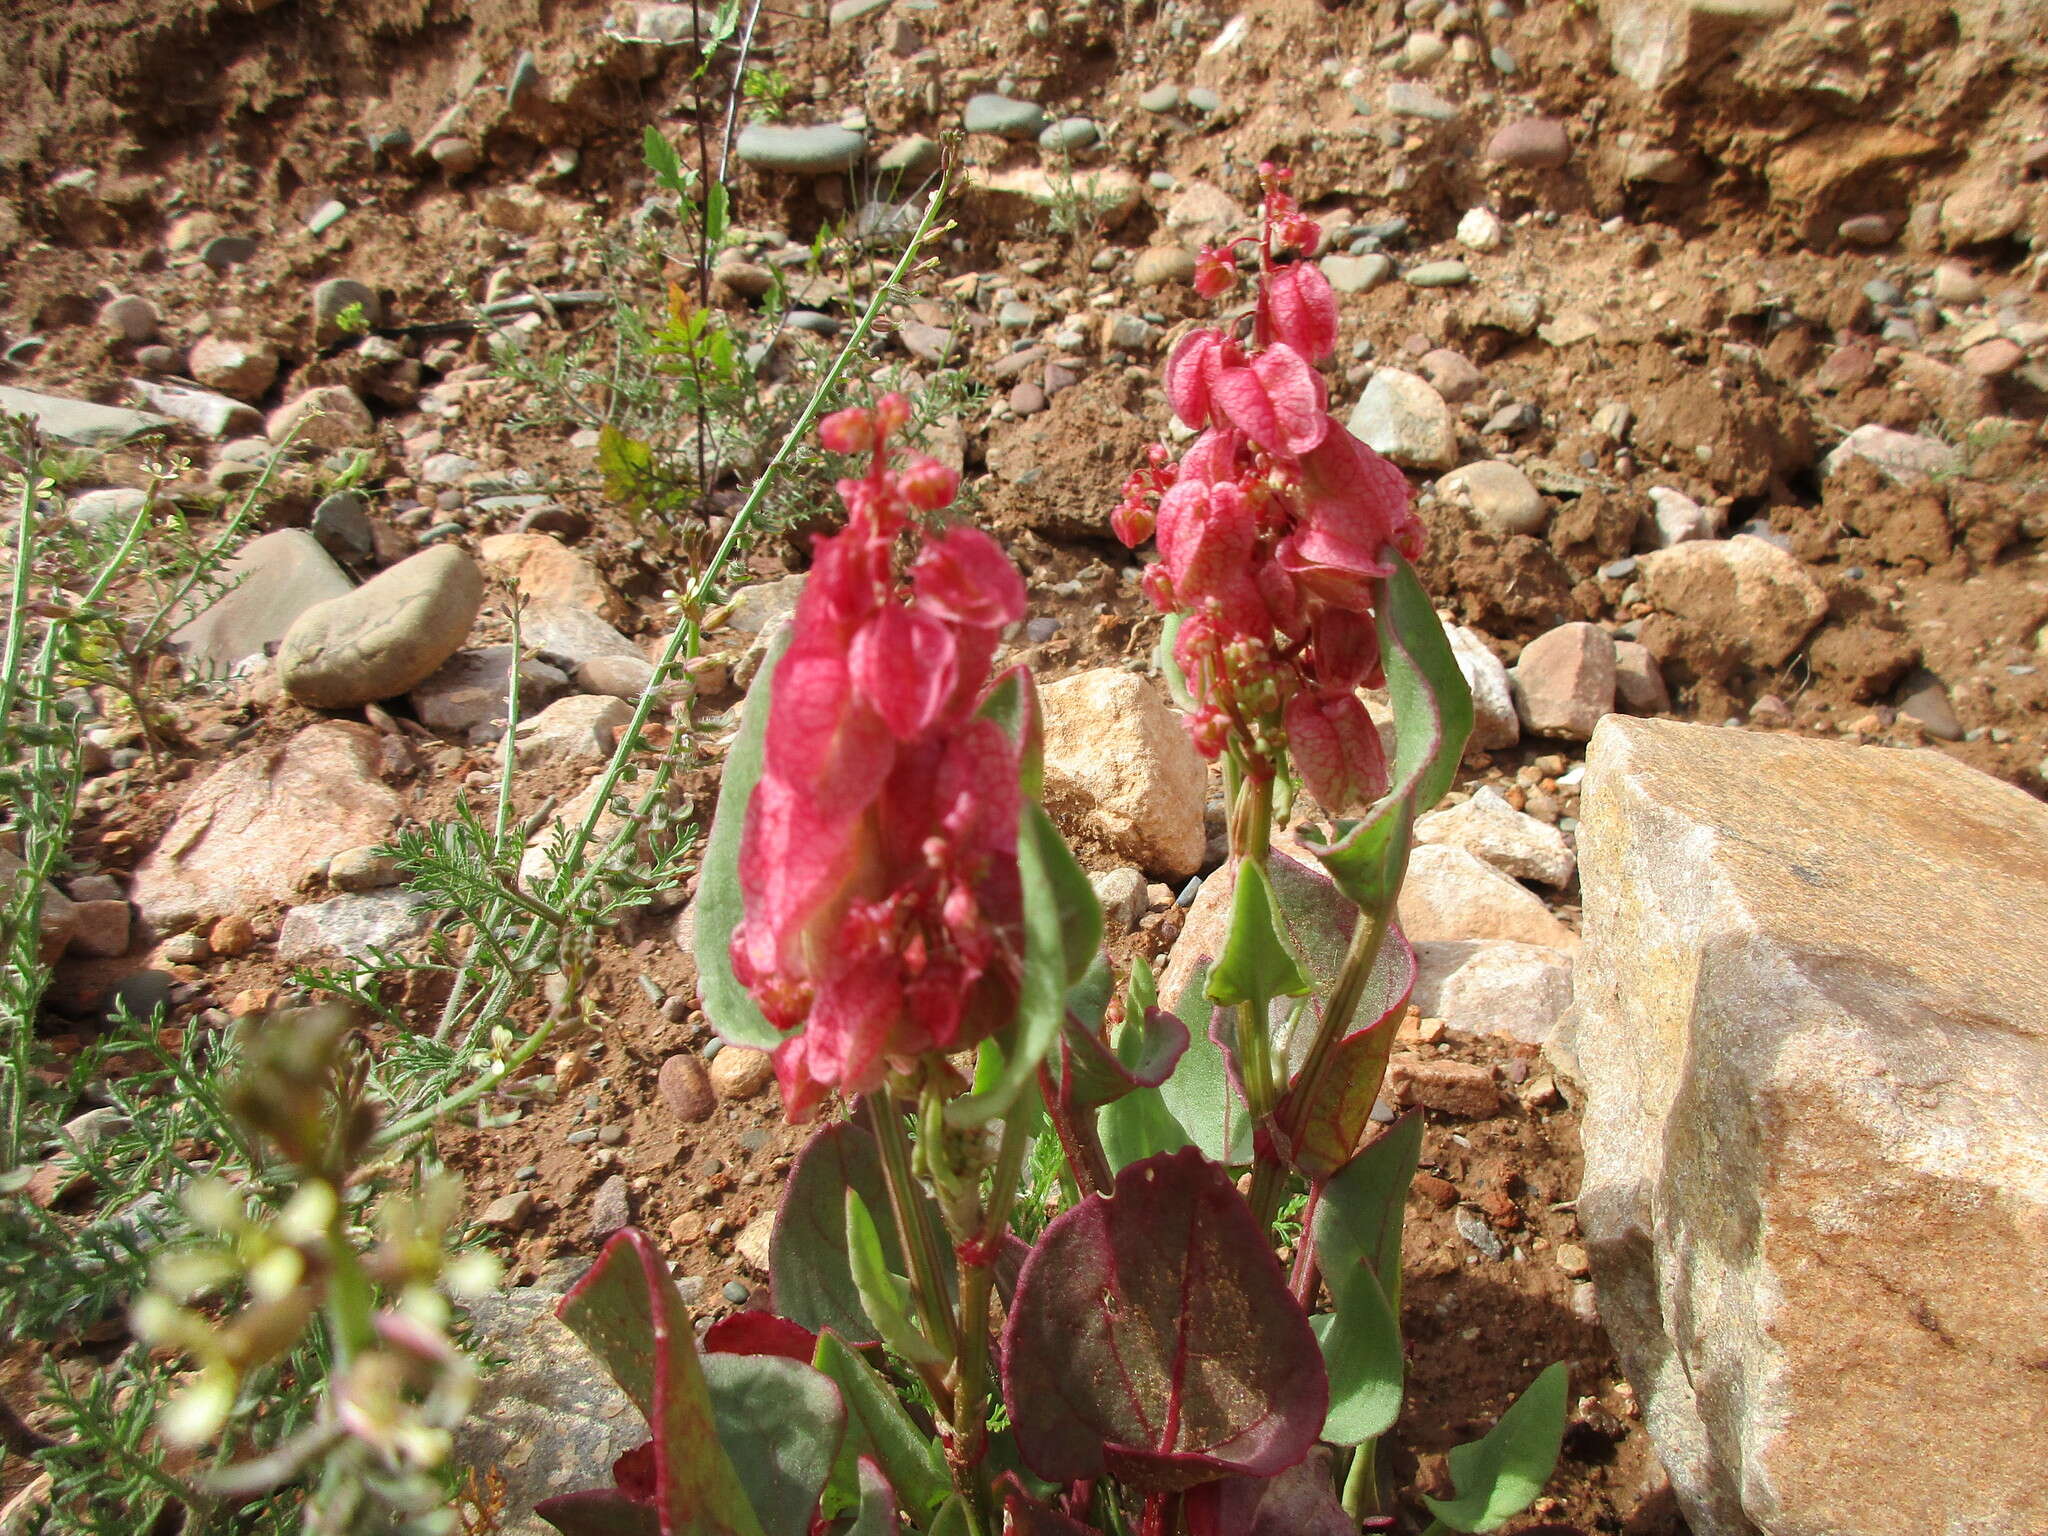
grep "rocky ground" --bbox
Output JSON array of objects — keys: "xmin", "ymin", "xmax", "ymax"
[{"xmin": 4, "ymin": 0, "xmax": 2046, "ymax": 1529}]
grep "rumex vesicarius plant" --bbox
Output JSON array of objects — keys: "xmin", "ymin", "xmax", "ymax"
[{"xmin": 541, "ymin": 166, "xmax": 1566, "ymax": 1536}]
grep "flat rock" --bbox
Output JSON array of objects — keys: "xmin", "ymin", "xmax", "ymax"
[
  {"xmin": 277, "ymin": 890, "xmax": 434, "ymax": 962},
  {"xmin": 1133, "ymin": 246, "xmax": 1196, "ymax": 287},
  {"xmin": 0, "ymin": 385, "xmax": 171, "ymax": 446},
  {"xmin": 1448, "ymin": 625, "xmax": 1519, "ymax": 751},
  {"xmin": 130, "ymin": 721, "xmax": 402, "ymax": 932},
  {"xmin": 479, "ymin": 532, "xmax": 623, "ymax": 623},
  {"xmin": 1396, "ymin": 843, "xmax": 1578, "ymax": 950},
  {"xmin": 169, "ymin": 529, "xmax": 354, "ymax": 676},
  {"xmin": 1573, "ymin": 715, "xmax": 2048, "ymax": 1536},
  {"xmin": 453, "ymin": 1286, "xmax": 644, "ymax": 1535},
  {"xmin": 1348, "ymin": 368, "xmax": 1457, "ymax": 471},
  {"xmin": 1040, "ymin": 670, "xmax": 1207, "ymax": 878},
  {"xmin": 1438, "ymin": 460, "xmax": 1544, "ymax": 536},
  {"xmin": 1089, "ymin": 867, "xmax": 1150, "ymax": 934},
  {"xmin": 411, "ymin": 645, "xmax": 570, "ymax": 734},
  {"xmin": 1412, "ymin": 940, "xmax": 1573, "ymax": 1045},
  {"xmin": 967, "ymin": 166, "xmax": 1144, "ymax": 224},
  {"xmin": 1416, "ymin": 785, "xmax": 1574, "ymax": 887},
  {"xmin": 1386, "ymin": 82, "xmax": 1460, "ymax": 120},
  {"xmin": 187, "ymin": 337, "xmax": 280, "ymax": 402},
  {"xmin": 514, "ymin": 694, "xmax": 633, "ymax": 767},
  {"xmin": 1163, "ymin": 181, "xmax": 1244, "ymax": 244},
  {"xmin": 1821, "ymin": 424, "xmax": 1959, "ymax": 487},
  {"xmin": 1511, "ymin": 621, "xmax": 1616, "ymax": 740},
  {"xmin": 524, "ymin": 605, "xmax": 642, "ymax": 669},
  {"xmin": 1613, "ymin": 640, "xmax": 1671, "ymax": 714},
  {"xmin": 128, "ymin": 378, "xmax": 261, "ymax": 439},
  {"xmin": 1635, "ymin": 536, "xmax": 1827, "ymax": 670},
  {"xmin": 279, "ymin": 545, "xmax": 485, "ymax": 708},
  {"xmin": 1645, "ymin": 485, "xmax": 1720, "ymax": 547},
  {"xmin": 734, "ymin": 123, "xmax": 866, "ymax": 173},
  {"xmin": 1321, "ymin": 253, "xmax": 1392, "ymax": 293}
]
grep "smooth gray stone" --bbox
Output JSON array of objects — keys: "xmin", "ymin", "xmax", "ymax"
[
  {"xmin": 1039, "ymin": 116, "xmax": 1099, "ymax": 153},
  {"xmin": 0, "ymin": 385, "xmax": 172, "ymax": 447},
  {"xmin": 734, "ymin": 123, "xmax": 867, "ymax": 174},
  {"xmin": 963, "ymin": 93, "xmax": 1047, "ymax": 139},
  {"xmin": 169, "ymin": 529, "xmax": 355, "ymax": 676}
]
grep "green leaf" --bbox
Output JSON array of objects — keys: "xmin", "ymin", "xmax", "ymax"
[
  {"xmin": 692, "ymin": 628, "xmax": 789, "ymax": 1051},
  {"xmin": 596, "ymin": 425, "xmax": 659, "ymax": 514},
  {"xmin": 1295, "ymin": 799, "xmax": 1414, "ymax": 916},
  {"xmin": 1097, "ymin": 1078, "xmax": 1194, "ymax": 1172},
  {"xmin": 845, "ymin": 1190, "xmax": 944, "ymax": 1366},
  {"xmin": 705, "ymin": 1353, "xmax": 846, "ymax": 1536},
  {"xmin": 946, "ymin": 806, "xmax": 1094, "ymax": 1128},
  {"xmin": 928, "ymin": 1496, "xmax": 974, "ymax": 1536},
  {"xmin": 643, "ymin": 125, "xmax": 686, "ymax": 197},
  {"xmin": 1153, "ymin": 961, "xmax": 1247, "ymax": 1165},
  {"xmin": 773, "ymin": 1121, "xmax": 950, "ymax": 1343},
  {"xmin": 1314, "ymin": 1110, "xmax": 1424, "ymax": 1313},
  {"xmin": 551, "ymin": 1232, "xmax": 766, "ymax": 1536},
  {"xmin": 1155, "ymin": 611, "xmax": 1192, "ymax": 709},
  {"xmin": 1376, "ymin": 551, "xmax": 1472, "ymax": 821},
  {"xmin": 705, "ymin": 179, "xmax": 731, "ymax": 249},
  {"xmin": 1311, "ymin": 1262, "xmax": 1404, "ymax": 1446},
  {"xmin": 1421, "ymin": 1363, "xmax": 1570, "ymax": 1533},
  {"xmin": 977, "ymin": 665, "xmax": 1044, "ymax": 800},
  {"xmin": 811, "ymin": 1331, "xmax": 950, "ymax": 1520},
  {"xmin": 1067, "ymin": 952, "xmax": 1114, "ymax": 1034},
  {"xmin": 1126, "ymin": 952, "xmax": 1158, "ymax": 1015},
  {"xmin": 1205, "ymin": 859, "xmax": 1311, "ymax": 1008}
]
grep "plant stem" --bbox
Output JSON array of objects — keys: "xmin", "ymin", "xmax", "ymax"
[
  {"xmin": 1036, "ymin": 1063, "xmax": 1111, "ymax": 1197},
  {"xmin": 949, "ymin": 1106, "xmax": 1028, "ymax": 1531},
  {"xmin": 866, "ymin": 1091, "xmax": 957, "ymax": 1362},
  {"xmin": 1342, "ymin": 1435, "xmax": 1382, "ymax": 1520}
]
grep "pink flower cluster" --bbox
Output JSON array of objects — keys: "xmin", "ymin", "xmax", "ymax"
[
  {"xmin": 1112, "ymin": 166, "xmax": 1425, "ymax": 813},
  {"xmin": 730, "ymin": 396, "xmax": 1029, "ymax": 1119}
]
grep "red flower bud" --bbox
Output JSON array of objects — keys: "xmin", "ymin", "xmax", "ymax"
[{"xmin": 819, "ymin": 407, "xmax": 874, "ymax": 455}]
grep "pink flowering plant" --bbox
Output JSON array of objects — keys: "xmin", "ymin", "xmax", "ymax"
[{"xmin": 536, "ymin": 169, "xmax": 1565, "ymax": 1536}]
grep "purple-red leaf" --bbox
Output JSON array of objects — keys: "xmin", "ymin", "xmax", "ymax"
[
  {"xmin": 702, "ymin": 1312, "xmax": 820, "ymax": 1362},
  {"xmin": 544, "ymin": 1229, "xmax": 765, "ymax": 1536},
  {"xmin": 1271, "ymin": 926, "xmax": 1415, "ymax": 1182},
  {"xmin": 1056, "ymin": 1003, "xmax": 1189, "ymax": 1114},
  {"xmin": 999, "ymin": 1476, "xmax": 1099, "ymax": 1534},
  {"xmin": 1184, "ymin": 1448, "xmax": 1355, "ymax": 1536},
  {"xmin": 999, "ymin": 1147, "xmax": 1328, "ymax": 1493},
  {"xmin": 532, "ymin": 1489, "xmax": 663, "ymax": 1536}
]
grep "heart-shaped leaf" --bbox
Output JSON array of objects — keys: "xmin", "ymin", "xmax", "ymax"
[
  {"xmin": 1183, "ymin": 1448, "xmax": 1354, "ymax": 1536},
  {"xmin": 845, "ymin": 1459, "xmax": 899, "ymax": 1536},
  {"xmin": 543, "ymin": 1229, "xmax": 765, "ymax": 1536},
  {"xmin": 1205, "ymin": 858, "xmax": 1312, "ymax": 1010},
  {"xmin": 1311, "ymin": 1264, "xmax": 1404, "ymax": 1445},
  {"xmin": 1295, "ymin": 798, "xmax": 1414, "ymax": 918},
  {"xmin": 1375, "ymin": 550, "xmax": 1473, "ymax": 823},
  {"xmin": 811, "ymin": 1330, "xmax": 950, "ymax": 1521},
  {"xmin": 703, "ymin": 1353, "xmax": 846, "ymax": 1536},
  {"xmin": 1313, "ymin": 1109, "xmax": 1423, "ymax": 1311},
  {"xmin": 1421, "ymin": 1362, "xmax": 1569, "ymax": 1533},
  {"xmin": 1000, "ymin": 1147, "xmax": 1327, "ymax": 1492},
  {"xmin": 1154, "ymin": 959, "xmax": 1243, "ymax": 1165},
  {"xmin": 1269, "ymin": 925, "xmax": 1415, "ymax": 1182},
  {"xmin": 772, "ymin": 1121, "xmax": 950, "ymax": 1343},
  {"xmin": 1057, "ymin": 1001, "xmax": 1189, "ymax": 1115},
  {"xmin": 702, "ymin": 1312, "xmax": 818, "ymax": 1362},
  {"xmin": 692, "ymin": 627, "xmax": 791, "ymax": 1051}
]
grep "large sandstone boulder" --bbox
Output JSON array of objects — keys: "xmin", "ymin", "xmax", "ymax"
[
  {"xmin": 1039, "ymin": 669, "xmax": 1207, "ymax": 878},
  {"xmin": 130, "ymin": 722, "xmax": 402, "ymax": 932},
  {"xmin": 1572, "ymin": 716, "xmax": 2048, "ymax": 1536}
]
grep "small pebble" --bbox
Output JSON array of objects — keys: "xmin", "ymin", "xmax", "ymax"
[{"xmin": 723, "ymin": 1280, "xmax": 752, "ymax": 1304}]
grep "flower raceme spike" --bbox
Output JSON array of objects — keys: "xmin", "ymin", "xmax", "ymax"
[
  {"xmin": 730, "ymin": 400, "xmax": 1028, "ymax": 1119},
  {"xmin": 1112, "ymin": 167, "xmax": 1423, "ymax": 814}
]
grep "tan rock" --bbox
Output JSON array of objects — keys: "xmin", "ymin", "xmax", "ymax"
[
  {"xmin": 735, "ymin": 1210, "xmax": 775, "ymax": 1270},
  {"xmin": 1511, "ymin": 621, "xmax": 1616, "ymax": 740},
  {"xmin": 1396, "ymin": 844, "xmax": 1577, "ymax": 950},
  {"xmin": 658, "ymin": 1053, "xmax": 716, "ymax": 1123},
  {"xmin": 1635, "ymin": 536, "xmax": 1827, "ymax": 670},
  {"xmin": 266, "ymin": 384, "xmax": 376, "ymax": 450},
  {"xmin": 1039, "ymin": 669, "xmax": 1207, "ymax": 878},
  {"xmin": 709, "ymin": 1045, "xmax": 774, "ymax": 1101},
  {"xmin": 1386, "ymin": 1056, "xmax": 1499, "ymax": 1118},
  {"xmin": 1448, "ymin": 625, "xmax": 1519, "ymax": 751},
  {"xmin": 188, "ymin": 336, "xmax": 280, "ymax": 401},
  {"xmin": 479, "ymin": 532, "xmax": 625, "ymax": 624},
  {"xmin": 130, "ymin": 722, "xmax": 402, "ymax": 932},
  {"xmin": 0, "ymin": 848, "xmax": 78, "ymax": 963},
  {"xmin": 1416, "ymin": 786, "xmax": 1575, "ymax": 886},
  {"xmin": 1411, "ymin": 939, "xmax": 1573, "ymax": 1045},
  {"xmin": 514, "ymin": 694, "xmax": 632, "ymax": 767},
  {"xmin": 1573, "ymin": 716, "xmax": 2048, "ymax": 1536},
  {"xmin": 279, "ymin": 545, "xmax": 485, "ymax": 708}
]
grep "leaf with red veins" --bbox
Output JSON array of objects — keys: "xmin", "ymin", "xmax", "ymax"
[
  {"xmin": 1264, "ymin": 263, "xmax": 1338, "ymax": 365},
  {"xmin": 1284, "ymin": 689, "xmax": 1389, "ymax": 816},
  {"xmin": 1309, "ymin": 607, "xmax": 1380, "ymax": 693},
  {"xmin": 761, "ymin": 639, "xmax": 896, "ymax": 806},
  {"xmin": 1208, "ymin": 342, "xmax": 1329, "ymax": 460},
  {"xmin": 912, "ymin": 526, "xmax": 1027, "ymax": 631},
  {"xmin": 999, "ymin": 1477, "xmax": 1100, "ymax": 1534},
  {"xmin": 1271, "ymin": 928, "xmax": 1416, "ymax": 1182},
  {"xmin": 1277, "ymin": 426, "xmax": 1420, "ymax": 604},
  {"xmin": 1165, "ymin": 328, "xmax": 1228, "ymax": 430},
  {"xmin": 849, "ymin": 604, "xmax": 958, "ymax": 741},
  {"xmin": 1157, "ymin": 481, "xmax": 1271, "ymax": 638},
  {"xmin": 732, "ymin": 772, "xmax": 870, "ymax": 988},
  {"xmin": 1000, "ymin": 1147, "xmax": 1328, "ymax": 1494}
]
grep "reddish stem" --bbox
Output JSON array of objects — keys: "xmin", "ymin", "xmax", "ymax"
[{"xmin": 1037, "ymin": 1062, "xmax": 1112, "ymax": 1197}]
